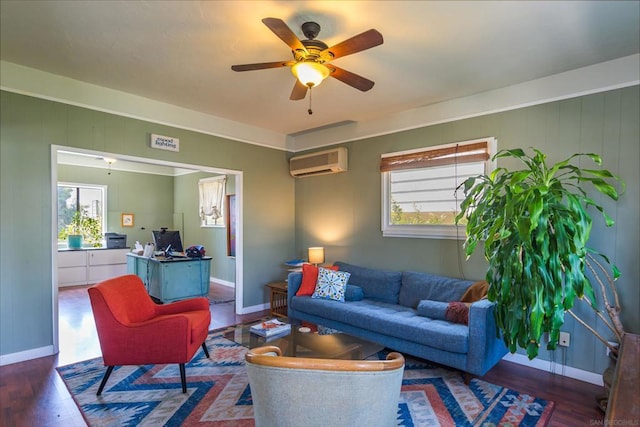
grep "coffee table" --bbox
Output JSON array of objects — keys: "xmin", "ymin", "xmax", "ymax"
[{"xmin": 223, "ymin": 318, "xmax": 384, "ymax": 360}]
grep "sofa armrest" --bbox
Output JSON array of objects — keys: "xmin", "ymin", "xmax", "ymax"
[
  {"xmin": 466, "ymin": 299, "xmax": 508, "ymax": 376},
  {"xmin": 287, "ymin": 272, "xmax": 303, "ymax": 315}
]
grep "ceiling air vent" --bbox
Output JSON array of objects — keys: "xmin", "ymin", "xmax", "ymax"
[{"xmin": 289, "ymin": 147, "xmax": 348, "ymax": 178}]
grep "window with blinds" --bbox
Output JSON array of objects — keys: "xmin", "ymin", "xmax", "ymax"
[{"xmin": 380, "ymin": 137, "xmax": 496, "ymax": 239}]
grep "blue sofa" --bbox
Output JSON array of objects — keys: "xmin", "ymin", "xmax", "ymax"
[{"xmin": 287, "ymin": 261, "xmax": 508, "ymax": 376}]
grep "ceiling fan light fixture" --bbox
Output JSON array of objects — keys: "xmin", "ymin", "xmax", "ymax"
[{"xmin": 291, "ymin": 62, "xmax": 330, "ymax": 88}]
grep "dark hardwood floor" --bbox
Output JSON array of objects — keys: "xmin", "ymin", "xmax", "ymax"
[{"xmin": 0, "ymin": 284, "xmax": 605, "ymax": 426}]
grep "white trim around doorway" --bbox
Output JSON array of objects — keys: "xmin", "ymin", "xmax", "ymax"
[{"xmin": 50, "ymin": 145, "xmax": 244, "ymax": 354}]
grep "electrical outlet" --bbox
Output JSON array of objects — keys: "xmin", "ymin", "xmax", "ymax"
[{"xmin": 559, "ymin": 332, "xmax": 570, "ymax": 347}]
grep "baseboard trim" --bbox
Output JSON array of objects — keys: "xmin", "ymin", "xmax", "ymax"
[
  {"xmin": 0, "ymin": 345, "xmax": 55, "ymax": 366},
  {"xmin": 502, "ymin": 352, "xmax": 604, "ymax": 386},
  {"xmin": 210, "ymin": 277, "xmax": 234, "ymax": 288},
  {"xmin": 236, "ymin": 302, "xmax": 270, "ymax": 315}
]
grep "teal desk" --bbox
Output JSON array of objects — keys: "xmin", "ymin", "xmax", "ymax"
[{"xmin": 126, "ymin": 253, "xmax": 211, "ymax": 303}]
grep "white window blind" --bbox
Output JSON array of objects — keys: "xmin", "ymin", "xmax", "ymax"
[{"xmin": 381, "ymin": 138, "xmax": 496, "ymax": 239}]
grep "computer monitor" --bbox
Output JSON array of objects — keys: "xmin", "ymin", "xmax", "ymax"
[{"xmin": 152, "ymin": 229, "xmax": 184, "ymax": 253}]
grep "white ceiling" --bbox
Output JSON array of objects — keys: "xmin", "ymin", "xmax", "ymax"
[{"xmin": 1, "ymin": 1, "xmax": 639, "ymax": 152}]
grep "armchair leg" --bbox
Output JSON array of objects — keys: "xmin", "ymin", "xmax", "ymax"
[
  {"xmin": 179, "ymin": 363, "xmax": 187, "ymax": 393},
  {"xmin": 201, "ymin": 342, "xmax": 210, "ymax": 358},
  {"xmin": 96, "ymin": 366, "xmax": 114, "ymax": 396}
]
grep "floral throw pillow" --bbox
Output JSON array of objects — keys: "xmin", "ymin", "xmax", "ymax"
[{"xmin": 312, "ymin": 268, "xmax": 351, "ymax": 302}]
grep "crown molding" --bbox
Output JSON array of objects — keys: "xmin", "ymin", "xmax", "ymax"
[
  {"xmin": 2, "ymin": 55, "xmax": 638, "ymax": 153},
  {"xmin": 291, "ymin": 54, "xmax": 640, "ymax": 152},
  {"xmin": 0, "ymin": 61, "xmax": 288, "ymax": 150}
]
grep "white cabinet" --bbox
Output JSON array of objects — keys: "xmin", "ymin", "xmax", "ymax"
[
  {"xmin": 57, "ymin": 251, "xmax": 87, "ymax": 286},
  {"xmin": 58, "ymin": 249, "xmax": 129, "ymax": 287}
]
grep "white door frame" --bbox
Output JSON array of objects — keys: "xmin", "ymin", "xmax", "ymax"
[{"xmin": 50, "ymin": 145, "xmax": 244, "ymax": 354}]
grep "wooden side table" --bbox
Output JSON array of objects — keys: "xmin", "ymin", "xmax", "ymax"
[{"xmin": 266, "ymin": 281, "xmax": 288, "ymax": 318}]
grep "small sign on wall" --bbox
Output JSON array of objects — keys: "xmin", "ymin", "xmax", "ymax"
[{"xmin": 150, "ymin": 134, "xmax": 180, "ymax": 152}]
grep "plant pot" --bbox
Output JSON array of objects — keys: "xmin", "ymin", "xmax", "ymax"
[{"xmin": 68, "ymin": 235, "xmax": 83, "ymax": 249}]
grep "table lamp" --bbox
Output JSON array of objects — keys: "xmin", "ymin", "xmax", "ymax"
[{"xmin": 308, "ymin": 247, "xmax": 325, "ymax": 266}]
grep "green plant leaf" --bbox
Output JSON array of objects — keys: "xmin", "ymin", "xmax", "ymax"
[
  {"xmin": 586, "ymin": 178, "xmax": 619, "ymax": 200},
  {"xmin": 495, "ymin": 148, "xmax": 526, "ymax": 159},
  {"xmin": 528, "ymin": 192, "xmax": 544, "ymax": 233},
  {"xmin": 582, "ymin": 168, "xmax": 615, "ymax": 178},
  {"xmin": 584, "ymin": 153, "xmax": 603, "ymax": 165}
]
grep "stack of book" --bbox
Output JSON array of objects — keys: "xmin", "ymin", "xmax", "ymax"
[
  {"xmin": 284, "ymin": 258, "xmax": 306, "ymax": 273},
  {"xmin": 250, "ymin": 318, "xmax": 291, "ymax": 337}
]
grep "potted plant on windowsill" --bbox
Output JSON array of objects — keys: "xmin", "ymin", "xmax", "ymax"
[
  {"xmin": 59, "ymin": 210, "xmax": 103, "ymax": 249},
  {"xmin": 455, "ymin": 148, "xmax": 625, "ymax": 360}
]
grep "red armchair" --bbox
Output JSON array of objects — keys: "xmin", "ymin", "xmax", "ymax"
[{"xmin": 88, "ymin": 274, "xmax": 211, "ymax": 395}]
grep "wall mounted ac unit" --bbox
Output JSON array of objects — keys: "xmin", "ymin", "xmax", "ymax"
[{"xmin": 290, "ymin": 147, "xmax": 348, "ymax": 177}]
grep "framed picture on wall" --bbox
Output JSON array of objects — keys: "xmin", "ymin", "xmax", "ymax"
[
  {"xmin": 121, "ymin": 213, "xmax": 134, "ymax": 227},
  {"xmin": 226, "ymin": 195, "xmax": 236, "ymax": 257}
]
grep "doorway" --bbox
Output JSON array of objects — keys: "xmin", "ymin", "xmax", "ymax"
[{"xmin": 51, "ymin": 145, "xmax": 244, "ymax": 355}]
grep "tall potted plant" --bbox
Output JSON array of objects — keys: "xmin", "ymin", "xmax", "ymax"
[{"xmin": 455, "ymin": 148, "xmax": 624, "ymax": 359}]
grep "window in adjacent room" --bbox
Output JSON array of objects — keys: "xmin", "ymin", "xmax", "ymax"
[
  {"xmin": 57, "ymin": 183, "xmax": 107, "ymax": 243},
  {"xmin": 380, "ymin": 137, "xmax": 496, "ymax": 239},
  {"xmin": 199, "ymin": 176, "xmax": 226, "ymax": 227}
]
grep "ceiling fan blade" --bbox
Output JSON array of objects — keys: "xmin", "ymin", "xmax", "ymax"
[
  {"xmin": 328, "ymin": 65, "xmax": 375, "ymax": 92},
  {"xmin": 262, "ymin": 17, "xmax": 307, "ymax": 54},
  {"xmin": 290, "ymin": 80, "xmax": 308, "ymax": 100},
  {"xmin": 320, "ymin": 29, "xmax": 383, "ymax": 61},
  {"xmin": 231, "ymin": 60, "xmax": 294, "ymax": 72}
]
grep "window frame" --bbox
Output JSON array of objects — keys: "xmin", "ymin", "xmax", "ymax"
[
  {"xmin": 198, "ymin": 175, "xmax": 227, "ymax": 228},
  {"xmin": 381, "ymin": 137, "xmax": 496, "ymax": 240},
  {"xmin": 57, "ymin": 182, "xmax": 108, "ymax": 243}
]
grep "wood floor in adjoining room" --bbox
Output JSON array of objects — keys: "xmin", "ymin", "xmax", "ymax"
[{"xmin": 0, "ymin": 284, "xmax": 605, "ymax": 427}]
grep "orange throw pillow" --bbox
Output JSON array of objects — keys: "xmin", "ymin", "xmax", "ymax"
[
  {"xmin": 460, "ymin": 280, "xmax": 489, "ymax": 303},
  {"xmin": 296, "ymin": 264, "xmax": 339, "ymax": 296}
]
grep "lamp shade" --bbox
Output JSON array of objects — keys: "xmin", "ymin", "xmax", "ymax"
[
  {"xmin": 291, "ymin": 62, "xmax": 330, "ymax": 88},
  {"xmin": 308, "ymin": 247, "xmax": 325, "ymax": 265}
]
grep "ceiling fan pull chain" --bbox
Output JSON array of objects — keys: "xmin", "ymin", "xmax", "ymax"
[{"xmin": 308, "ymin": 87, "xmax": 313, "ymax": 115}]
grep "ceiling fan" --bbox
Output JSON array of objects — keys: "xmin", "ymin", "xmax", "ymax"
[{"xmin": 231, "ymin": 18, "xmax": 383, "ymax": 107}]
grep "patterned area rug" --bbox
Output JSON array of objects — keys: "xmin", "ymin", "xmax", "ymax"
[{"xmin": 57, "ymin": 328, "xmax": 554, "ymax": 426}]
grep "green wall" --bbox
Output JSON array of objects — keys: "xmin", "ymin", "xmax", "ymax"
[
  {"xmin": 0, "ymin": 90, "xmax": 295, "ymax": 357},
  {"xmin": 58, "ymin": 164, "xmax": 175, "ymax": 246},
  {"xmin": 174, "ymin": 172, "xmax": 236, "ymax": 282},
  {"xmin": 294, "ymin": 86, "xmax": 640, "ymax": 375}
]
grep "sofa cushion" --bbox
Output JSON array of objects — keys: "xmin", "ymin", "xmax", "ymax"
[
  {"xmin": 445, "ymin": 302, "xmax": 470, "ymax": 325},
  {"xmin": 312, "ymin": 268, "xmax": 351, "ymax": 302},
  {"xmin": 416, "ymin": 299, "xmax": 448, "ymax": 319},
  {"xmin": 417, "ymin": 300, "xmax": 470, "ymax": 325},
  {"xmin": 460, "ymin": 280, "xmax": 489, "ymax": 302},
  {"xmin": 290, "ymin": 296, "xmax": 469, "ymax": 354},
  {"xmin": 344, "ymin": 285, "xmax": 364, "ymax": 301},
  {"xmin": 334, "ymin": 261, "xmax": 402, "ymax": 304},
  {"xmin": 398, "ymin": 271, "xmax": 474, "ymax": 308}
]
